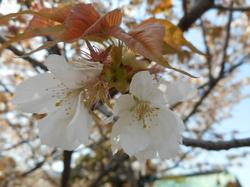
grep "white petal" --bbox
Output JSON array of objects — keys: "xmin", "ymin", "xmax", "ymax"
[
  {"xmin": 134, "ymin": 147, "xmax": 156, "ymax": 163},
  {"xmin": 110, "ymin": 119, "xmax": 123, "ymax": 154},
  {"xmin": 37, "ymin": 91, "xmax": 80, "ymax": 150},
  {"xmin": 146, "ymin": 107, "xmax": 184, "ymax": 159},
  {"xmin": 111, "ymin": 112, "xmax": 130, "ymax": 153},
  {"xmin": 165, "ymin": 80, "xmax": 197, "ymax": 106},
  {"xmin": 67, "ymin": 91, "xmax": 93, "ymax": 145},
  {"xmin": 12, "ymin": 72, "xmax": 70, "ymax": 113},
  {"xmin": 129, "ymin": 71, "xmax": 165, "ymax": 107},
  {"xmin": 45, "ymin": 55, "xmax": 102, "ymax": 89},
  {"xmin": 111, "ymin": 96, "xmax": 136, "ymax": 153},
  {"xmin": 113, "ymin": 94, "xmax": 135, "ymax": 116},
  {"xmin": 120, "ymin": 123, "xmax": 150, "ymax": 156},
  {"xmin": 111, "ymin": 111, "xmax": 150, "ymax": 156}
]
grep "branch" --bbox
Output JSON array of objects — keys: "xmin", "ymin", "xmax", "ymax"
[
  {"xmin": 214, "ymin": 5, "xmax": 250, "ymax": 11},
  {"xmin": 166, "ymin": 149, "xmax": 193, "ymax": 171},
  {"xmin": 61, "ymin": 151, "xmax": 73, "ymax": 187},
  {"xmin": 1, "ymin": 140, "xmax": 29, "ymax": 152},
  {"xmin": 183, "ymin": 54, "xmax": 247, "ymax": 123},
  {"xmin": 178, "ymin": 0, "xmax": 215, "ymax": 31},
  {"xmin": 219, "ymin": 2, "xmax": 233, "ymax": 77},
  {"xmin": 178, "ymin": 1, "xmax": 249, "ymax": 31},
  {"xmin": 0, "ymin": 36, "xmax": 48, "ymax": 71},
  {"xmin": 90, "ymin": 153, "xmax": 129, "ymax": 187},
  {"xmin": 46, "ymin": 36, "xmax": 61, "ymax": 55},
  {"xmin": 22, "ymin": 149, "xmax": 57, "ymax": 176},
  {"xmin": 183, "ymin": 137, "xmax": 250, "ymax": 150},
  {"xmin": 226, "ymin": 56, "xmax": 248, "ymax": 74},
  {"xmin": 200, "ymin": 20, "xmax": 212, "ymax": 80},
  {"xmin": 183, "ymin": 77, "xmax": 219, "ymax": 122},
  {"xmin": 22, "ymin": 160, "xmax": 46, "ymax": 176}
]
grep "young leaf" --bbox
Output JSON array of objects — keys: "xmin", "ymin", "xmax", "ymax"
[
  {"xmin": 142, "ymin": 18, "xmax": 204, "ymax": 55},
  {"xmin": 112, "ymin": 22, "xmax": 165, "ymax": 63},
  {"xmin": 0, "ymin": 3, "xmax": 122, "ymax": 55},
  {"xmin": 59, "ymin": 3, "xmax": 100, "ymax": 42},
  {"xmin": 85, "ymin": 9, "xmax": 122, "ymax": 37}
]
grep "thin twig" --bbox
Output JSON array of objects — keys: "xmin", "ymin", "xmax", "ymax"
[
  {"xmin": 0, "ymin": 36, "xmax": 48, "ymax": 71},
  {"xmin": 0, "ymin": 140, "xmax": 29, "ymax": 152},
  {"xmin": 22, "ymin": 149, "xmax": 57, "ymax": 176},
  {"xmin": 200, "ymin": 20, "xmax": 213, "ymax": 80},
  {"xmin": 219, "ymin": 3, "xmax": 234, "ymax": 77},
  {"xmin": 90, "ymin": 153, "xmax": 129, "ymax": 187}
]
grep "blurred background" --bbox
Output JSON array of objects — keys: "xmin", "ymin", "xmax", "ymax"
[{"xmin": 0, "ymin": 0, "xmax": 250, "ymax": 186}]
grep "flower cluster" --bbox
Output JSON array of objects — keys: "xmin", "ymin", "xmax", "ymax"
[
  {"xmin": 13, "ymin": 54, "xmax": 196, "ymax": 162},
  {"xmin": 5, "ymin": 2, "xmax": 198, "ymax": 162}
]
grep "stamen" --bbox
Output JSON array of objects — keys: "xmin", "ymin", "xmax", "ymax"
[
  {"xmin": 132, "ymin": 100, "xmax": 158, "ymax": 128},
  {"xmin": 54, "ymin": 91, "xmax": 72, "ymax": 107}
]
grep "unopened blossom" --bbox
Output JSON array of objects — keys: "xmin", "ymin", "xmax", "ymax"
[
  {"xmin": 13, "ymin": 55, "xmax": 103, "ymax": 150},
  {"xmin": 111, "ymin": 71, "xmax": 196, "ymax": 162}
]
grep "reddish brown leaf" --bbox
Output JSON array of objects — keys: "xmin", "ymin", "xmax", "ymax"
[
  {"xmin": 112, "ymin": 22, "xmax": 165, "ymax": 62},
  {"xmin": 59, "ymin": 3, "xmax": 100, "ymax": 42},
  {"xmin": 84, "ymin": 9, "xmax": 122, "ymax": 38}
]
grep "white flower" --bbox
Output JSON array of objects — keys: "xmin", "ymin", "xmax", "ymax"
[
  {"xmin": 111, "ymin": 71, "xmax": 196, "ymax": 162},
  {"xmin": 159, "ymin": 79, "xmax": 197, "ymax": 106},
  {"xmin": 13, "ymin": 55, "xmax": 103, "ymax": 150}
]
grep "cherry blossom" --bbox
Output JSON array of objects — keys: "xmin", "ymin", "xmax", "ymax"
[
  {"xmin": 13, "ymin": 55, "xmax": 103, "ymax": 150},
  {"xmin": 111, "ymin": 71, "xmax": 196, "ymax": 162}
]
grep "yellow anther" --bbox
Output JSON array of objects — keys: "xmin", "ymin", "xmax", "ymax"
[
  {"xmin": 132, "ymin": 100, "xmax": 158, "ymax": 128},
  {"xmin": 55, "ymin": 100, "xmax": 62, "ymax": 107}
]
